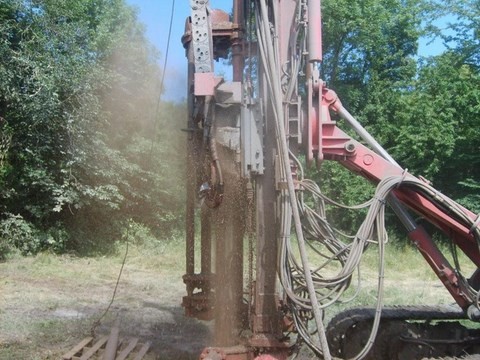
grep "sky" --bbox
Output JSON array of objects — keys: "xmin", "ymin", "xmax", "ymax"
[
  {"xmin": 126, "ymin": 0, "xmax": 448, "ymax": 102},
  {"xmin": 126, "ymin": 0, "xmax": 233, "ymax": 102}
]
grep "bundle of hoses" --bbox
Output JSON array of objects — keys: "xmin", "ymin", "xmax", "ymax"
[
  {"xmin": 254, "ymin": 1, "xmax": 480, "ymax": 359},
  {"xmin": 290, "ymin": 173, "xmax": 480, "ymax": 359}
]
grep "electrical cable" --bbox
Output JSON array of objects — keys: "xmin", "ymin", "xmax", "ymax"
[
  {"xmin": 90, "ymin": 224, "xmax": 130, "ymax": 337},
  {"xmin": 158, "ymin": 0, "xmax": 176, "ymax": 104},
  {"xmin": 251, "ymin": 0, "xmax": 480, "ymax": 358},
  {"xmin": 149, "ymin": 0, "xmax": 176, "ymax": 155},
  {"xmin": 89, "ymin": 0, "xmax": 176, "ymax": 340},
  {"xmin": 254, "ymin": 0, "xmax": 384, "ymax": 352},
  {"xmin": 256, "ymin": 1, "xmax": 331, "ymax": 357}
]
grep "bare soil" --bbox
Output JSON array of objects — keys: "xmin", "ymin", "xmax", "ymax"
[
  {"xmin": 0, "ymin": 245, "xmax": 212, "ymax": 359},
  {"xmin": 0, "ymin": 241, "xmax": 459, "ymax": 359}
]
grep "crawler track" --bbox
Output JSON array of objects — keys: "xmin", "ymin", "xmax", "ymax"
[{"xmin": 326, "ymin": 305, "xmax": 480, "ymax": 359}]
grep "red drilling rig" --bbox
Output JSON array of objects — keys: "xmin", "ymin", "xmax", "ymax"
[{"xmin": 180, "ymin": 1, "xmax": 480, "ymax": 359}]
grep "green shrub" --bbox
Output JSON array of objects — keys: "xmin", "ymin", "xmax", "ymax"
[
  {"xmin": 0, "ymin": 214, "xmax": 39, "ymax": 257},
  {"xmin": 0, "ymin": 214, "xmax": 68, "ymax": 259}
]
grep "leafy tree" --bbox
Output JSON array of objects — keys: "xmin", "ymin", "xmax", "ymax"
[
  {"xmin": 389, "ymin": 0, "xmax": 480, "ymax": 211},
  {"xmin": 313, "ymin": 0, "xmax": 480, "ymax": 231},
  {"xmin": 0, "ymin": 0, "xmax": 184, "ymax": 256},
  {"xmin": 431, "ymin": 0, "xmax": 479, "ymax": 67},
  {"xmin": 310, "ymin": 0, "xmax": 424, "ymax": 230},
  {"xmin": 321, "ymin": 0, "xmax": 422, "ymax": 114}
]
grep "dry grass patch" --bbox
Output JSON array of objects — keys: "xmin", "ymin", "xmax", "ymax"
[{"xmin": 0, "ymin": 241, "xmax": 211, "ymax": 359}]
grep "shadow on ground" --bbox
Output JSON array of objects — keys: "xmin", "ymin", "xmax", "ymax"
[{"xmin": 94, "ymin": 301, "xmax": 212, "ymax": 360}]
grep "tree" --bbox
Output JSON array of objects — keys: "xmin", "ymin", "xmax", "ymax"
[
  {"xmin": 0, "ymin": 0, "xmax": 185, "ymax": 256},
  {"xmin": 310, "ymin": 0, "xmax": 424, "ymax": 230},
  {"xmin": 389, "ymin": 0, "xmax": 480, "ymax": 211},
  {"xmin": 321, "ymin": 0, "xmax": 422, "ymax": 114},
  {"xmin": 312, "ymin": 0, "xmax": 479, "ymax": 230}
]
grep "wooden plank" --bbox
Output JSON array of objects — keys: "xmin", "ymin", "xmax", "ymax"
[
  {"xmin": 133, "ymin": 341, "xmax": 151, "ymax": 360},
  {"xmin": 62, "ymin": 337, "xmax": 94, "ymax": 359},
  {"xmin": 116, "ymin": 338, "xmax": 139, "ymax": 360},
  {"xmin": 103, "ymin": 322, "xmax": 120, "ymax": 360},
  {"xmin": 63, "ymin": 336, "xmax": 149, "ymax": 360},
  {"xmin": 79, "ymin": 336, "xmax": 109, "ymax": 360}
]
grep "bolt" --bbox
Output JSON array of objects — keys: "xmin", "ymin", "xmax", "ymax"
[
  {"xmin": 345, "ymin": 141, "xmax": 356, "ymax": 153},
  {"xmin": 363, "ymin": 154, "xmax": 374, "ymax": 166}
]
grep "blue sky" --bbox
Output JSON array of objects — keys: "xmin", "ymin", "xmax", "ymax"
[
  {"xmin": 126, "ymin": 0, "xmax": 232, "ymax": 101},
  {"xmin": 126, "ymin": 0, "xmax": 448, "ymax": 102}
]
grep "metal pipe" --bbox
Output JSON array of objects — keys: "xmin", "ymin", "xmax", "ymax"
[
  {"xmin": 336, "ymin": 105, "xmax": 417, "ymax": 231},
  {"xmin": 337, "ymin": 106, "xmax": 398, "ymax": 166},
  {"xmin": 307, "ymin": 0, "xmax": 322, "ymax": 62},
  {"xmin": 232, "ymin": 0, "xmax": 244, "ymax": 82},
  {"xmin": 186, "ymin": 44, "xmax": 196, "ymax": 276},
  {"xmin": 388, "ymin": 197, "xmax": 417, "ymax": 232},
  {"xmin": 186, "ymin": 153, "xmax": 196, "ymax": 276},
  {"xmin": 200, "ymin": 207, "xmax": 211, "ymax": 274},
  {"xmin": 257, "ymin": 1, "xmax": 330, "ymax": 356}
]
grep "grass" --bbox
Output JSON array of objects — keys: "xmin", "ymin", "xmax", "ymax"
[
  {"xmin": 0, "ymin": 233, "xmax": 477, "ymax": 359},
  {"xmin": 0, "ymin": 237, "xmax": 210, "ymax": 359},
  {"xmin": 285, "ymin": 234, "xmax": 477, "ymax": 326}
]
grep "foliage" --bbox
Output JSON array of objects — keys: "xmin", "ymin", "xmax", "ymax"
[
  {"xmin": 0, "ymin": 0, "xmax": 185, "ymax": 257},
  {"xmin": 310, "ymin": 0, "xmax": 422, "ymax": 230},
  {"xmin": 428, "ymin": 0, "xmax": 480, "ymax": 67},
  {"xmin": 0, "ymin": 0, "xmax": 477, "ymax": 255},
  {"xmin": 391, "ymin": 53, "xmax": 480, "ymax": 211},
  {"xmin": 322, "ymin": 0, "xmax": 422, "ymax": 113},
  {"xmin": 311, "ymin": 0, "xmax": 480, "ymax": 232},
  {"xmin": 414, "ymin": 0, "xmax": 480, "ymax": 212}
]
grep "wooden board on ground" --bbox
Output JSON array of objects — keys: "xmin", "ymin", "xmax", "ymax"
[{"xmin": 62, "ymin": 336, "xmax": 151, "ymax": 360}]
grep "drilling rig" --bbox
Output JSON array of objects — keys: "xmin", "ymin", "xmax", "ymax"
[{"xmin": 180, "ymin": 1, "xmax": 480, "ymax": 359}]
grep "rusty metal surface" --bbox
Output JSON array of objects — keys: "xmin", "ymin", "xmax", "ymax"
[
  {"xmin": 200, "ymin": 345, "xmax": 253, "ymax": 360},
  {"xmin": 181, "ymin": 7, "xmax": 240, "ymax": 61},
  {"xmin": 182, "ymin": 273, "xmax": 215, "ymax": 320},
  {"xmin": 198, "ymin": 344, "xmax": 290, "ymax": 360},
  {"xmin": 62, "ymin": 335, "xmax": 151, "ymax": 360}
]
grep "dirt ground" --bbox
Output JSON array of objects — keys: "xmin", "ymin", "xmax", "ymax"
[
  {"xmin": 0, "ymin": 241, "xmax": 458, "ymax": 360},
  {"xmin": 0, "ymin": 245, "xmax": 212, "ymax": 359}
]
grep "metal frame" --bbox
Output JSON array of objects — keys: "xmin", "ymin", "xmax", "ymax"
[{"xmin": 181, "ymin": 1, "xmax": 480, "ymax": 359}]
